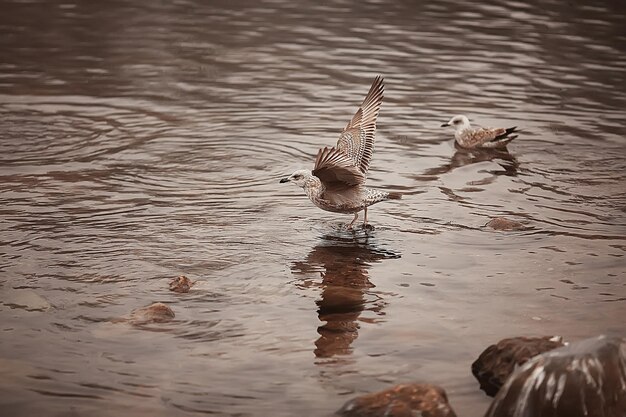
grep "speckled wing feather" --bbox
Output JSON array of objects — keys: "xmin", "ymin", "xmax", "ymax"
[
  {"xmin": 313, "ymin": 146, "xmax": 366, "ymax": 186},
  {"xmin": 336, "ymin": 76, "xmax": 384, "ymax": 175},
  {"xmin": 466, "ymin": 128, "xmax": 505, "ymax": 146},
  {"xmin": 465, "ymin": 126, "xmax": 517, "ymax": 147}
]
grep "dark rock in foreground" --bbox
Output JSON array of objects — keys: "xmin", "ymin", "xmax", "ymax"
[
  {"xmin": 472, "ymin": 336, "xmax": 564, "ymax": 396},
  {"xmin": 169, "ymin": 275, "xmax": 193, "ymax": 293},
  {"xmin": 335, "ymin": 383, "xmax": 457, "ymax": 417},
  {"xmin": 485, "ymin": 335, "xmax": 626, "ymax": 417}
]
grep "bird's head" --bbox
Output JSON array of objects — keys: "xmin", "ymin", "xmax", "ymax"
[
  {"xmin": 279, "ymin": 169, "xmax": 314, "ymax": 188},
  {"xmin": 441, "ymin": 115, "xmax": 471, "ymax": 130}
]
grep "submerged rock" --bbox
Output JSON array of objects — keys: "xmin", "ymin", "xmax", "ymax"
[
  {"xmin": 485, "ymin": 217, "xmax": 528, "ymax": 231},
  {"xmin": 169, "ymin": 275, "xmax": 193, "ymax": 293},
  {"xmin": 485, "ymin": 335, "xmax": 626, "ymax": 417},
  {"xmin": 472, "ymin": 336, "xmax": 564, "ymax": 397},
  {"xmin": 128, "ymin": 302, "xmax": 175, "ymax": 325},
  {"xmin": 335, "ymin": 383, "xmax": 457, "ymax": 417},
  {"xmin": 3, "ymin": 289, "xmax": 52, "ymax": 311}
]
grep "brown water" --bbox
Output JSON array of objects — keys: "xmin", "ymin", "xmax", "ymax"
[{"xmin": 1, "ymin": 1, "xmax": 625, "ymax": 416}]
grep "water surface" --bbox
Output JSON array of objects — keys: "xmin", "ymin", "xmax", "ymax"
[{"xmin": 1, "ymin": 0, "xmax": 625, "ymax": 416}]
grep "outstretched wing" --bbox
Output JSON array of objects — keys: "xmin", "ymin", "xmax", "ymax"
[
  {"xmin": 313, "ymin": 146, "xmax": 366, "ymax": 186},
  {"xmin": 336, "ymin": 75, "xmax": 384, "ymax": 175}
]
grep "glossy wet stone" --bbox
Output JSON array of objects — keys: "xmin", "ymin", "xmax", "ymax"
[
  {"xmin": 485, "ymin": 335, "xmax": 626, "ymax": 417},
  {"xmin": 472, "ymin": 336, "xmax": 564, "ymax": 396},
  {"xmin": 336, "ymin": 383, "xmax": 457, "ymax": 417}
]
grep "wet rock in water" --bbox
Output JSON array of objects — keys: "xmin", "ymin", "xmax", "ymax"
[
  {"xmin": 129, "ymin": 302, "xmax": 175, "ymax": 325},
  {"xmin": 485, "ymin": 217, "xmax": 528, "ymax": 231},
  {"xmin": 169, "ymin": 275, "xmax": 193, "ymax": 293},
  {"xmin": 472, "ymin": 336, "xmax": 564, "ymax": 397},
  {"xmin": 2, "ymin": 289, "xmax": 52, "ymax": 311},
  {"xmin": 335, "ymin": 383, "xmax": 457, "ymax": 417},
  {"xmin": 485, "ymin": 335, "xmax": 626, "ymax": 417}
]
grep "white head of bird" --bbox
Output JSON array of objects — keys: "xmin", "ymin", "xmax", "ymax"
[
  {"xmin": 441, "ymin": 115, "xmax": 471, "ymax": 131},
  {"xmin": 279, "ymin": 169, "xmax": 316, "ymax": 188}
]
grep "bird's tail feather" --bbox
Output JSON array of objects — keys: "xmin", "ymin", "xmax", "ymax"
[
  {"xmin": 387, "ymin": 192, "xmax": 402, "ymax": 200},
  {"xmin": 491, "ymin": 126, "xmax": 518, "ymax": 143}
]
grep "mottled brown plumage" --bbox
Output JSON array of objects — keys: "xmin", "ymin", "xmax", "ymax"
[
  {"xmin": 337, "ymin": 75, "xmax": 384, "ymax": 174},
  {"xmin": 280, "ymin": 76, "xmax": 400, "ymax": 227},
  {"xmin": 441, "ymin": 115, "xmax": 518, "ymax": 148},
  {"xmin": 313, "ymin": 146, "xmax": 365, "ymax": 186}
]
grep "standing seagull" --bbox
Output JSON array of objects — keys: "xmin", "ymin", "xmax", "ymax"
[
  {"xmin": 280, "ymin": 76, "xmax": 400, "ymax": 228},
  {"xmin": 441, "ymin": 115, "xmax": 518, "ymax": 149}
]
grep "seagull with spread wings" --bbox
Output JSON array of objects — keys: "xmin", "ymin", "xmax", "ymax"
[
  {"xmin": 280, "ymin": 76, "xmax": 400, "ymax": 228},
  {"xmin": 441, "ymin": 115, "xmax": 518, "ymax": 149}
]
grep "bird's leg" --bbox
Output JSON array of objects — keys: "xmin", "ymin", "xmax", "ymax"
[
  {"xmin": 363, "ymin": 207, "xmax": 368, "ymax": 227},
  {"xmin": 347, "ymin": 213, "xmax": 358, "ymax": 229}
]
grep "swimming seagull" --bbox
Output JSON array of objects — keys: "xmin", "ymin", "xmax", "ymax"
[
  {"xmin": 280, "ymin": 76, "xmax": 401, "ymax": 228},
  {"xmin": 441, "ymin": 115, "xmax": 518, "ymax": 149}
]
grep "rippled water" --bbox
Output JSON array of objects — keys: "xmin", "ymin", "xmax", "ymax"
[{"xmin": 1, "ymin": 0, "xmax": 625, "ymax": 416}]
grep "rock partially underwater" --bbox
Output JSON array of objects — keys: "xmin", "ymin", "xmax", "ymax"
[
  {"xmin": 335, "ymin": 383, "xmax": 457, "ymax": 417},
  {"xmin": 473, "ymin": 336, "xmax": 565, "ymax": 397},
  {"xmin": 127, "ymin": 302, "xmax": 175, "ymax": 325},
  {"xmin": 485, "ymin": 217, "xmax": 529, "ymax": 231},
  {"xmin": 2, "ymin": 289, "xmax": 52, "ymax": 312},
  {"xmin": 485, "ymin": 335, "xmax": 626, "ymax": 417},
  {"xmin": 169, "ymin": 275, "xmax": 193, "ymax": 293}
]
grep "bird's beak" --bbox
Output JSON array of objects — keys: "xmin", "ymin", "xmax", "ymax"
[
  {"xmin": 440, "ymin": 123, "xmax": 449, "ymax": 127},
  {"xmin": 279, "ymin": 177, "xmax": 290, "ymax": 183}
]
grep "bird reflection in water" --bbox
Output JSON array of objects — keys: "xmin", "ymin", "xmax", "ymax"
[
  {"xmin": 421, "ymin": 146, "xmax": 520, "ymax": 178},
  {"xmin": 291, "ymin": 231, "xmax": 400, "ymax": 361}
]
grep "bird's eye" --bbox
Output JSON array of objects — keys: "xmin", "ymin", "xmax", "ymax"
[{"xmin": 293, "ymin": 175, "xmax": 302, "ymax": 180}]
